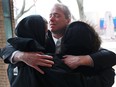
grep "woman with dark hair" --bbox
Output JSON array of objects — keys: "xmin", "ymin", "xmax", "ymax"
[
  {"xmin": 7, "ymin": 15, "xmax": 55, "ymax": 87},
  {"xmin": 60, "ymin": 21, "xmax": 102, "ymax": 87},
  {"xmin": 42, "ymin": 21, "xmax": 103, "ymax": 87},
  {"xmin": 59, "ymin": 21, "xmax": 114, "ymax": 87}
]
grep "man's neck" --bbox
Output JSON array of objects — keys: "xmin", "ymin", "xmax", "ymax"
[{"xmin": 52, "ymin": 33, "xmax": 63, "ymax": 39}]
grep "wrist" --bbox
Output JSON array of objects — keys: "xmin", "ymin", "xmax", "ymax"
[
  {"xmin": 79, "ymin": 55, "xmax": 94, "ymax": 67},
  {"xmin": 13, "ymin": 51, "xmax": 25, "ymax": 62}
]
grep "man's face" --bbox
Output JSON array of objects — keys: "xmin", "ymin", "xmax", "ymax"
[{"xmin": 49, "ymin": 7, "xmax": 70, "ymax": 34}]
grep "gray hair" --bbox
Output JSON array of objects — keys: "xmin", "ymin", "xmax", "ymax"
[{"xmin": 54, "ymin": 3, "xmax": 71, "ymax": 19}]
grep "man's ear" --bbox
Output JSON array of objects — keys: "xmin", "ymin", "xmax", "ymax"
[{"xmin": 66, "ymin": 19, "xmax": 71, "ymax": 24}]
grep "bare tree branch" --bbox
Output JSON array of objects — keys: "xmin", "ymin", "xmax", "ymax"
[
  {"xmin": 15, "ymin": 0, "xmax": 37, "ymax": 23},
  {"xmin": 24, "ymin": 0, "xmax": 37, "ymax": 13},
  {"xmin": 76, "ymin": 0, "xmax": 86, "ymax": 20},
  {"xmin": 57, "ymin": 0, "xmax": 62, "ymax": 3},
  {"xmin": 15, "ymin": 0, "xmax": 25, "ymax": 21},
  {"xmin": 24, "ymin": 3, "xmax": 35, "ymax": 13}
]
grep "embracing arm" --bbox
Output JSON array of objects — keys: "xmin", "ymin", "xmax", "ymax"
[
  {"xmin": 1, "ymin": 44, "xmax": 54, "ymax": 74},
  {"xmin": 90, "ymin": 48, "xmax": 116, "ymax": 69},
  {"xmin": 63, "ymin": 48, "xmax": 116, "ymax": 70}
]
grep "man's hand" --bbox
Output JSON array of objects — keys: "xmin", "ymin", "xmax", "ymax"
[
  {"xmin": 13, "ymin": 52, "xmax": 54, "ymax": 74},
  {"xmin": 62, "ymin": 55, "xmax": 94, "ymax": 69}
]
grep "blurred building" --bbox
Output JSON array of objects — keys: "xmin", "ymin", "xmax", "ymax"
[{"xmin": 0, "ymin": 0, "xmax": 14, "ymax": 87}]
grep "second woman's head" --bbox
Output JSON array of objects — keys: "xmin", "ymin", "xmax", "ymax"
[{"xmin": 61, "ymin": 21, "xmax": 101, "ymax": 55}]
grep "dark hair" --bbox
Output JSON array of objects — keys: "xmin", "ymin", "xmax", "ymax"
[
  {"xmin": 8, "ymin": 15, "xmax": 47, "ymax": 52},
  {"xmin": 61, "ymin": 21, "xmax": 101, "ymax": 55},
  {"xmin": 15, "ymin": 15, "xmax": 46, "ymax": 47}
]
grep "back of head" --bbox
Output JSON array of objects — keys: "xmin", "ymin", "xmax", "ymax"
[
  {"xmin": 61, "ymin": 21, "xmax": 101, "ymax": 55},
  {"xmin": 15, "ymin": 15, "xmax": 46, "ymax": 47}
]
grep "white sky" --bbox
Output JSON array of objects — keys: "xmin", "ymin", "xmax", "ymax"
[
  {"xmin": 14, "ymin": 0, "xmax": 116, "ymax": 22},
  {"xmin": 84, "ymin": 0, "xmax": 116, "ymax": 17}
]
